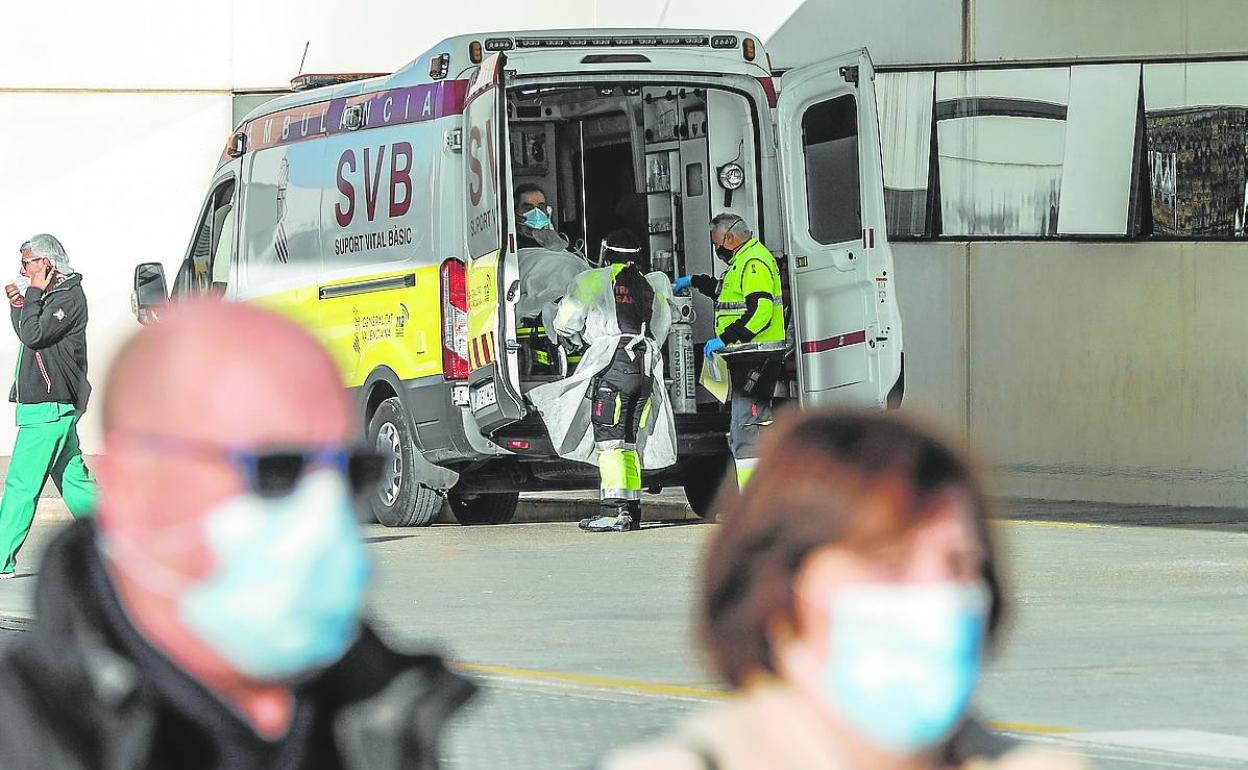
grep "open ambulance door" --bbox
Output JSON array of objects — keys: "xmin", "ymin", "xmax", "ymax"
[
  {"xmin": 464, "ymin": 53, "xmax": 525, "ymax": 434},
  {"xmin": 776, "ymin": 49, "xmax": 903, "ymax": 409}
]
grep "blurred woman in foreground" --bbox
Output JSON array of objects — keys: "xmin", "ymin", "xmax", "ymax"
[{"xmin": 605, "ymin": 409, "xmax": 1084, "ymax": 770}]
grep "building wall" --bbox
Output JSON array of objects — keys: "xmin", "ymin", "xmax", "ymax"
[
  {"xmin": 768, "ymin": 0, "xmax": 1248, "ymax": 69},
  {"xmin": 895, "ymin": 241, "xmax": 1248, "ymax": 507},
  {"xmin": 973, "ymin": 0, "xmax": 1248, "ymax": 63}
]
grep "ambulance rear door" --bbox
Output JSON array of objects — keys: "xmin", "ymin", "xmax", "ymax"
[
  {"xmin": 776, "ymin": 49, "xmax": 903, "ymax": 408},
  {"xmin": 464, "ymin": 52, "xmax": 525, "ymax": 434}
]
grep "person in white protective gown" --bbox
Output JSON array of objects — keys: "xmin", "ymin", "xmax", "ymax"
[{"xmin": 528, "ymin": 229, "xmax": 679, "ymax": 532}]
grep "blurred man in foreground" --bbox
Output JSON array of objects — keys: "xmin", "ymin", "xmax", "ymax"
[{"xmin": 0, "ymin": 302, "xmax": 474, "ymax": 770}]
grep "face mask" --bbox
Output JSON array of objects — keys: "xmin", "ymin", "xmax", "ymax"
[
  {"xmin": 12, "ymin": 274, "xmax": 30, "ymax": 293},
  {"xmin": 714, "ymin": 244, "xmax": 735, "ymax": 264},
  {"xmin": 103, "ymin": 470, "xmax": 371, "ymax": 682},
  {"xmin": 821, "ymin": 582, "xmax": 989, "ymax": 754},
  {"xmin": 523, "ymin": 207, "xmax": 552, "ymax": 231}
]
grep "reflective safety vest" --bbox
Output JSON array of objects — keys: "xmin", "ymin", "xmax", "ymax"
[{"xmin": 714, "ymin": 238, "xmax": 785, "ymax": 349}]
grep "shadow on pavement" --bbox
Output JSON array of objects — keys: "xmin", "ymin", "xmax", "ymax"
[
  {"xmin": 641, "ymin": 519, "xmax": 713, "ymax": 530},
  {"xmin": 995, "ymin": 497, "xmax": 1248, "ymax": 533}
]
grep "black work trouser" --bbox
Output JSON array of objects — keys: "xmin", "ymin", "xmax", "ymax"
[{"xmin": 590, "ymin": 345, "xmax": 653, "ymax": 513}]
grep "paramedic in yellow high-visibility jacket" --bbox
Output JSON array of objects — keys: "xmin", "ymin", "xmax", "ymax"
[{"xmin": 674, "ymin": 214, "xmax": 786, "ymax": 489}]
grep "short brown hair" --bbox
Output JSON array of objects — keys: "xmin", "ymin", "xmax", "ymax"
[{"xmin": 699, "ymin": 408, "xmax": 1004, "ymax": 688}]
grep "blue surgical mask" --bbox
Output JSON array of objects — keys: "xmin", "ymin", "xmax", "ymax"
[
  {"xmin": 822, "ymin": 582, "xmax": 989, "ymax": 754},
  {"xmin": 103, "ymin": 470, "xmax": 371, "ymax": 682},
  {"xmin": 523, "ymin": 207, "xmax": 552, "ymax": 231}
]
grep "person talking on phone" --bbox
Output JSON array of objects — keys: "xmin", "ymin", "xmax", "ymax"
[{"xmin": 0, "ymin": 234, "xmax": 97, "ymax": 578}]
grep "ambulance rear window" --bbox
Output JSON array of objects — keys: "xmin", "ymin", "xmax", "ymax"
[{"xmin": 801, "ymin": 95, "xmax": 861, "ymax": 245}]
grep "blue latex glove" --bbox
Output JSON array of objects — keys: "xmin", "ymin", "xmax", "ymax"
[
  {"xmin": 673, "ymin": 275, "xmax": 693, "ymax": 293},
  {"xmin": 704, "ymin": 336, "xmax": 726, "ymax": 361}
]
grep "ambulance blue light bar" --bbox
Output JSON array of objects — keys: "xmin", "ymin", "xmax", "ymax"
[{"xmin": 485, "ymin": 35, "xmax": 723, "ymax": 51}]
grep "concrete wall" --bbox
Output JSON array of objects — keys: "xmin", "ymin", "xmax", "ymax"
[
  {"xmin": 973, "ymin": 0, "xmax": 1248, "ymax": 62},
  {"xmin": 769, "ymin": 0, "xmax": 1248, "ymax": 68},
  {"xmin": 895, "ymin": 241, "xmax": 1248, "ymax": 507},
  {"xmin": 893, "ymin": 244, "xmax": 969, "ymax": 438},
  {"xmin": 767, "ymin": 0, "xmax": 963, "ymax": 69}
]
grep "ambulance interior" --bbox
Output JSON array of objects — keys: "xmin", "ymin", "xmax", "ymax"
[{"xmin": 506, "ymin": 83, "xmax": 761, "ymax": 413}]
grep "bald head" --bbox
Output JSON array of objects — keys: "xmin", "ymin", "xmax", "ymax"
[
  {"xmin": 94, "ymin": 302, "xmax": 359, "ymax": 697},
  {"xmin": 97, "ymin": 301, "xmax": 354, "ymax": 538},
  {"xmin": 104, "ymin": 302, "xmax": 349, "ymax": 444}
]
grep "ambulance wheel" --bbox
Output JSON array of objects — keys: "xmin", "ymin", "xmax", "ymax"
[
  {"xmin": 367, "ymin": 397, "xmax": 442, "ymax": 527},
  {"xmin": 448, "ymin": 491, "xmax": 520, "ymax": 525},
  {"xmin": 683, "ymin": 454, "xmax": 731, "ymax": 520}
]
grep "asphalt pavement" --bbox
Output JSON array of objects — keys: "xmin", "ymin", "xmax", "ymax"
[{"xmin": 2, "ymin": 496, "xmax": 1247, "ymax": 769}]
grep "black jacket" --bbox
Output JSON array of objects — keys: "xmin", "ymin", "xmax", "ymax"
[
  {"xmin": 0, "ymin": 519, "xmax": 476, "ymax": 770},
  {"xmin": 9, "ymin": 273, "xmax": 91, "ymax": 411}
]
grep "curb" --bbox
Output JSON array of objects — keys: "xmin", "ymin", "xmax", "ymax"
[
  {"xmin": 436, "ymin": 495, "xmax": 696, "ymax": 525},
  {"xmin": 514, "ymin": 496, "xmax": 695, "ymax": 524},
  {"xmin": 34, "ymin": 496, "xmax": 697, "ymax": 526}
]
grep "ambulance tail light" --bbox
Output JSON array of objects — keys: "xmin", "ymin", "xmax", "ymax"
[{"xmin": 440, "ymin": 258, "xmax": 470, "ymax": 381}]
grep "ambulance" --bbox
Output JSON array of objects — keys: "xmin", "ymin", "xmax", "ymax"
[{"xmin": 131, "ymin": 29, "xmax": 904, "ymax": 527}]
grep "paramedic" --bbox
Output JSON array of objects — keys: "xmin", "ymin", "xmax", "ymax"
[
  {"xmin": 528, "ymin": 229, "xmax": 679, "ymax": 532},
  {"xmin": 674, "ymin": 214, "xmax": 786, "ymax": 488},
  {"xmin": 0, "ymin": 235, "xmax": 98, "ymax": 578}
]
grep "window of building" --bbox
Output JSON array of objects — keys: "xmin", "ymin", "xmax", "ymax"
[
  {"xmin": 1056, "ymin": 64, "xmax": 1141, "ymax": 236},
  {"xmin": 1143, "ymin": 61, "xmax": 1248, "ymax": 238},
  {"xmin": 878, "ymin": 71, "xmax": 935, "ymax": 238},
  {"xmin": 935, "ymin": 67, "xmax": 1071, "ymax": 237},
  {"xmin": 801, "ymin": 95, "xmax": 861, "ymax": 245}
]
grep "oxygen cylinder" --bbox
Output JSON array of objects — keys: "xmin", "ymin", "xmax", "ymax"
[{"xmin": 668, "ymin": 295, "xmax": 697, "ymax": 414}]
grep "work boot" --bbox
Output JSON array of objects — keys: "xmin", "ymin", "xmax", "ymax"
[
  {"xmin": 579, "ymin": 513, "xmax": 633, "ymax": 532},
  {"xmin": 626, "ymin": 500, "xmax": 642, "ymax": 530},
  {"xmin": 579, "ymin": 502, "xmax": 635, "ymax": 532}
]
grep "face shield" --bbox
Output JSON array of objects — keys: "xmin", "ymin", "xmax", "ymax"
[{"xmin": 596, "ymin": 240, "xmax": 643, "ymax": 268}]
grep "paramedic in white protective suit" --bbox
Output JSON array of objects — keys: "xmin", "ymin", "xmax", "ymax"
[{"xmin": 529, "ymin": 230, "xmax": 678, "ymax": 533}]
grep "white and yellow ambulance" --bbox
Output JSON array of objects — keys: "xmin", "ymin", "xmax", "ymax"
[{"xmin": 132, "ymin": 29, "xmax": 904, "ymax": 526}]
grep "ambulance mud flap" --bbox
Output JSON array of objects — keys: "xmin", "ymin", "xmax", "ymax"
[{"xmin": 408, "ymin": 442, "xmax": 460, "ymax": 491}]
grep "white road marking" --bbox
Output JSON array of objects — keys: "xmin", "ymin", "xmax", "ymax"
[{"xmin": 1062, "ymin": 730, "xmax": 1248, "ymax": 763}]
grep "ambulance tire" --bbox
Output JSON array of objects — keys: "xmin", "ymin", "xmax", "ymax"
[
  {"xmin": 367, "ymin": 397, "xmax": 442, "ymax": 528},
  {"xmin": 448, "ymin": 491, "xmax": 520, "ymax": 525},
  {"xmin": 682, "ymin": 454, "xmax": 732, "ymax": 520}
]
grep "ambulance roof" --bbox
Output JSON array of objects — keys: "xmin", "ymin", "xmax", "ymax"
[{"xmin": 237, "ymin": 28, "xmax": 771, "ymax": 129}]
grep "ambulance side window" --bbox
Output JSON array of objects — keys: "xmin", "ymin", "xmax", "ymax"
[
  {"xmin": 173, "ymin": 179, "xmax": 236, "ymax": 298},
  {"xmin": 801, "ymin": 96, "xmax": 861, "ymax": 245}
]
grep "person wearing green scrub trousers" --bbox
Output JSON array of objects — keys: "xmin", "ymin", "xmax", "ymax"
[{"xmin": 0, "ymin": 235, "xmax": 97, "ymax": 577}]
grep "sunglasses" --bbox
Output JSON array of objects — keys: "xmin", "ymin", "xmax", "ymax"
[{"xmin": 117, "ymin": 433, "xmax": 385, "ymax": 499}]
